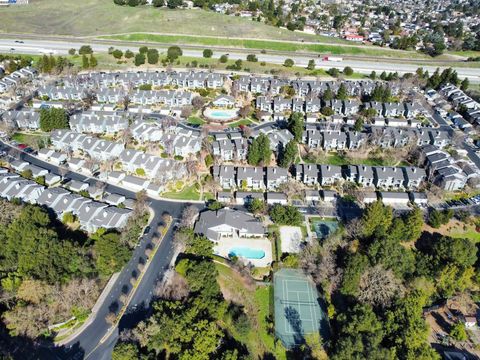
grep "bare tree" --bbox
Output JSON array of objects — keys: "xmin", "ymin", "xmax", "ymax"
[
  {"xmin": 278, "ymin": 180, "xmax": 304, "ymax": 202},
  {"xmin": 179, "ymin": 205, "xmax": 199, "ymax": 229},
  {"xmin": 358, "ymin": 265, "xmax": 405, "ymax": 308},
  {"xmin": 192, "ymin": 96, "xmax": 206, "ymax": 111},
  {"xmin": 105, "ymin": 312, "xmax": 117, "ymax": 325},
  {"xmin": 154, "ymin": 272, "xmax": 189, "ymax": 300}
]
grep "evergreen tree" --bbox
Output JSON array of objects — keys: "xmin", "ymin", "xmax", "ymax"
[
  {"xmin": 288, "ymin": 112, "xmax": 304, "ymax": 142},
  {"xmin": 337, "ymin": 83, "xmax": 348, "ymax": 100},
  {"xmin": 279, "ymin": 140, "xmax": 297, "ymax": 168},
  {"xmin": 82, "ymin": 54, "xmax": 89, "ymax": 69}
]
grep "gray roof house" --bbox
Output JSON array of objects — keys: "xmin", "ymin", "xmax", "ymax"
[
  {"xmin": 374, "ymin": 167, "xmax": 405, "ymax": 189},
  {"xmin": 319, "ymin": 165, "xmax": 343, "ymax": 186},
  {"xmin": 237, "ymin": 167, "xmax": 265, "ymax": 190},
  {"xmin": 266, "ymin": 167, "xmax": 289, "ymax": 190},
  {"xmin": 194, "ymin": 208, "xmax": 265, "ymax": 242}
]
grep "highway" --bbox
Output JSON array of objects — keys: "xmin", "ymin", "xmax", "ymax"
[
  {"xmin": 0, "ymin": 140, "xmax": 204, "ymax": 360},
  {"xmin": 1, "ymin": 38, "xmax": 480, "ymax": 82}
]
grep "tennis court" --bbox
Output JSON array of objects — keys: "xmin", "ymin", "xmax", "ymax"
[{"xmin": 274, "ymin": 269, "xmax": 329, "ymax": 348}]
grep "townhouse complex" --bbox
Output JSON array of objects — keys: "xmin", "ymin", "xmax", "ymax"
[{"xmin": 0, "ymin": 69, "xmax": 479, "ymax": 209}]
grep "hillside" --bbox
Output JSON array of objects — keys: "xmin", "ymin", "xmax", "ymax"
[{"xmin": 0, "ymin": 0, "xmax": 343, "ymax": 42}]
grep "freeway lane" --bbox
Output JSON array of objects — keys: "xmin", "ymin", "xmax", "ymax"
[
  {"xmin": 1, "ymin": 38, "xmax": 480, "ymax": 82},
  {"xmin": 0, "ymin": 141, "xmax": 205, "ymax": 360}
]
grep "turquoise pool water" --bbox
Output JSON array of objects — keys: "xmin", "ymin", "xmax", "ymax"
[
  {"xmin": 229, "ymin": 247, "xmax": 265, "ymax": 259},
  {"xmin": 204, "ymin": 108, "xmax": 238, "ymax": 121},
  {"xmin": 210, "ymin": 110, "xmax": 237, "ymax": 119}
]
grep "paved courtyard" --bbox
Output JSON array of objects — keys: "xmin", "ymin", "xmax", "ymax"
[{"xmin": 279, "ymin": 226, "xmax": 304, "ymax": 253}]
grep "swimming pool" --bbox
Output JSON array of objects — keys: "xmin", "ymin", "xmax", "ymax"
[
  {"xmin": 229, "ymin": 247, "xmax": 266, "ymax": 259},
  {"xmin": 204, "ymin": 108, "xmax": 238, "ymax": 121}
]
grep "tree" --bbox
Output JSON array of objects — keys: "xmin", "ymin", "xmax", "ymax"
[
  {"xmin": 152, "ymin": 0, "xmax": 164, "ymax": 6},
  {"xmin": 219, "ymin": 54, "xmax": 229, "ymax": 63},
  {"xmin": 279, "ymin": 140, "xmax": 297, "ymax": 168},
  {"xmin": 336, "ymin": 83, "xmax": 348, "ymax": 100},
  {"xmin": 147, "ymin": 48, "xmax": 159, "ymax": 64},
  {"xmin": 134, "ymin": 53, "xmax": 145, "ymax": 66},
  {"xmin": 112, "ymin": 49, "xmax": 123, "ymax": 59},
  {"xmin": 246, "ymin": 54, "xmax": 258, "ymax": 62},
  {"xmin": 247, "ymin": 133, "xmax": 271, "ymax": 166},
  {"xmin": 89, "ymin": 54, "xmax": 97, "ymax": 68},
  {"xmin": 362, "ymin": 201, "xmax": 393, "ymax": 237},
  {"xmin": 167, "ymin": 0, "xmax": 183, "ymax": 8},
  {"xmin": 207, "ymin": 200, "xmax": 223, "ymax": 211},
  {"xmin": 405, "ymin": 207, "xmax": 424, "ymax": 242},
  {"xmin": 203, "ymin": 49, "xmax": 213, "ymax": 58},
  {"xmin": 167, "ymin": 46, "xmax": 183, "ymax": 62},
  {"xmin": 124, "ymin": 50, "xmax": 134, "ymax": 59},
  {"xmin": 327, "ymin": 68, "xmax": 340, "ymax": 77},
  {"xmin": 39, "ymin": 108, "xmax": 69, "ymax": 132},
  {"xmin": 93, "ymin": 231, "xmax": 131, "ymax": 277},
  {"xmin": 307, "ymin": 59, "xmax": 315, "ymax": 70},
  {"xmin": 247, "ymin": 198, "xmax": 266, "ymax": 215},
  {"xmin": 450, "ymin": 322, "xmax": 467, "ymax": 341},
  {"xmin": 353, "ymin": 118, "xmax": 364, "ymax": 132},
  {"xmin": 269, "ymin": 204, "xmax": 303, "ymax": 226},
  {"xmin": 78, "ymin": 45, "xmax": 93, "ymax": 55},
  {"xmin": 82, "ymin": 54, "xmax": 89, "ymax": 69},
  {"xmin": 321, "ymin": 106, "xmax": 334, "ymax": 116},
  {"xmin": 139, "ymin": 46, "xmax": 148, "ymax": 54},
  {"xmin": 460, "ymin": 77, "xmax": 469, "ymax": 91},
  {"xmin": 428, "ymin": 208, "xmax": 453, "ymax": 228},
  {"xmin": 288, "ymin": 112, "xmax": 304, "ymax": 142},
  {"xmin": 283, "ymin": 58, "xmax": 294, "ymax": 67},
  {"xmin": 179, "ymin": 205, "xmax": 199, "ymax": 229},
  {"xmin": 112, "ymin": 343, "xmax": 140, "ymax": 360},
  {"xmin": 68, "ymin": 48, "xmax": 76, "ymax": 55},
  {"xmin": 358, "ymin": 265, "xmax": 404, "ymax": 308},
  {"xmin": 343, "ymin": 66, "xmax": 354, "ymax": 76},
  {"xmin": 322, "ymin": 88, "xmax": 333, "ymax": 101}
]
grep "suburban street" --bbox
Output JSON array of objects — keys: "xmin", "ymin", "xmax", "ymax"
[
  {"xmin": 0, "ymin": 141, "xmax": 204, "ymax": 360},
  {"xmin": 1, "ymin": 38, "xmax": 480, "ymax": 82}
]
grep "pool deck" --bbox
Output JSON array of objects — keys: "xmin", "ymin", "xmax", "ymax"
[
  {"xmin": 203, "ymin": 107, "xmax": 240, "ymax": 122},
  {"xmin": 214, "ymin": 236, "xmax": 273, "ymax": 267}
]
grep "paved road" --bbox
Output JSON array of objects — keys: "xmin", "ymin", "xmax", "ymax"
[
  {"xmin": 0, "ymin": 141, "xmax": 204, "ymax": 360},
  {"xmin": 1, "ymin": 38, "xmax": 480, "ymax": 82}
]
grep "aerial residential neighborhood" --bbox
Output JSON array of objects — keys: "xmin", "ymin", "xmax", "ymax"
[{"xmin": 0, "ymin": 1, "xmax": 479, "ymax": 360}]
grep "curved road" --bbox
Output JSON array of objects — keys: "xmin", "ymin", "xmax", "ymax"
[{"xmin": 0, "ymin": 141, "xmax": 204, "ymax": 360}]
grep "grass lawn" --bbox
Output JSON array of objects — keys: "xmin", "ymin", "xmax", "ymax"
[
  {"xmin": 424, "ymin": 220, "xmax": 480, "ymax": 243},
  {"xmin": 161, "ymin": 183, "xmax": 200, "ymax": 200},
  {"xmin": 11, "ymin": 132, "xmax": 49, "ymax": 146},
  {"xmin": 228, "ymin": 118, "xmax": 254, "ymax": 128},
  {"xmin": 215, "ymin": 263, "xmax": 286, "ymax": 359},
  {"xmin": 186, "ymin": 116, "xmax": 206, "ymax": 125},
  {"xmin": 104, "ymin": 33, "xmax": 431, "ymax": 59},
  {"xmin": 305, "ymin": 152, "xmax": 401, "ymax": 166},
  {"xmin": 0, "ymin": 0, "xmax": 343, "ymax": 43}
]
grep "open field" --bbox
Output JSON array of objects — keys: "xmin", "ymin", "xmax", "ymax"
[
  {"xmin": 104, "ymin": 33, "xmax": 433, "ymax": 59},
  {"xmin": 0, "ymin": 0, "xmax": 340, "ymax": 43}
]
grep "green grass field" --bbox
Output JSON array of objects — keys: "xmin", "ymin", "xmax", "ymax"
[
  {"xmin": 0, "ymin": 0, "xmax": 338, "ymax": 43},
  {"xmin": 161, "ymin": 183, "xmax": 200, "ymax": 200},
  {"xmin": 105, "ymin": 33, "xmax": 431, "ymax": 59}
]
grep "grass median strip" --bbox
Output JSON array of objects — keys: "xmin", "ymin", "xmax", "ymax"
[{"xmin": 103, "ymin": 33, "xmax": 430, "ymax": 59}]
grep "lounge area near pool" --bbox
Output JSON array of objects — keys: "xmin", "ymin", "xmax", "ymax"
[{"xmin": 215, "ymin": 237, "xmax": 273, "ymax": 267}]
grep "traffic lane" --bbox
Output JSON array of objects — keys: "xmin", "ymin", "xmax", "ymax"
[
  {"xmin": 1, "ymin": 38, "xmax": 480, "ymax": 81},
  {"xmin": 77, "ymin": 217, "xmax": 180, "ymax": 360}
]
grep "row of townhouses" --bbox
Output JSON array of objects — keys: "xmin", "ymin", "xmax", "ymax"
[
  {"xmin": 70, "ymin": 110, "xmax": 129, "ymax": 134},
  {"xmin": 256, "ymin": 97, "xmax": 425, "ymax": 118},
  {"xmin": 50, "ymin": 130, "xmax": 187, "ymax": 182},
  {"xmin": 213, "ymin": 165, "xmax": 289, "ymax": 190},
  {"xmin": 212, "ymin": 164, "xmax": 426, "ymax": 191},
  {"xmin": 65, "ymin": 71, "xmax": 225, "ymax": 89},
  {"xmin": 234, "ymin": 77, "xmax": 397, "ymax": 97},
  {"xmin": 302, "ymin": 127, "xmax": 451, "ymax": 150},
  {"xmin": 0, "ymin": 66, "xmax": 37, "ymax": 93},
  {"xmin": 438, "ymin": 83, "xmax": 480, "ymax": 128},
  {"xmin": 421, "ymin": 145, "xmax": 480, "ymax": 191},
  {"xmin": 295, "ymin": 164, "xmax": 426, "ymax": 190},
  {"xmin": 212, "ymin": 132, "xmax": 248, "ymax": 161},
  {"xmin": 37, "ymin": 86, "xmax": 194, "ymax": 107},
  {"xmin": 0, "ymin": 168, "xmax": 131, "ymax": 232}
]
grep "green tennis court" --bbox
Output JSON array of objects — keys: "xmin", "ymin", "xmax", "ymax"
[{"xmin": 274, "ymin": 269, "xmax": 329, "ymax": 348}]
